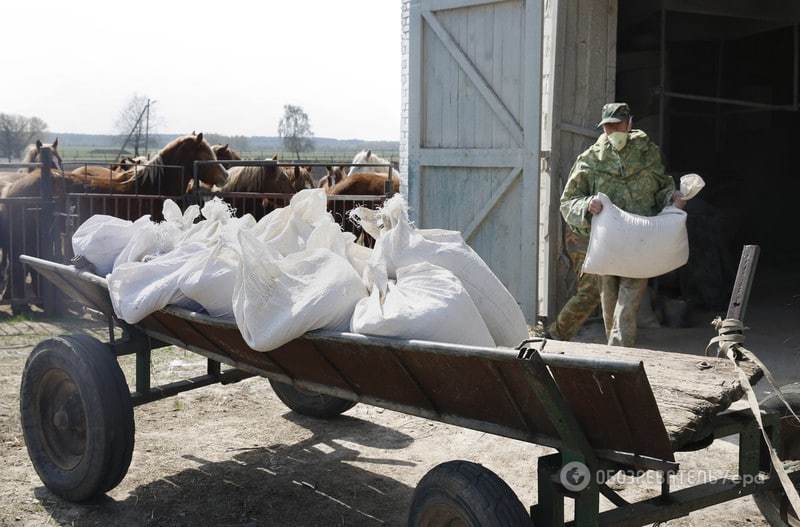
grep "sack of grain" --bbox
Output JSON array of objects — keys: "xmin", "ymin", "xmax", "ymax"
[
  {"xmin": 582, "ymin": 193, "xmax": 689, "ymax": 278},
  {"xmin": 351, "ymin": 262, "xmax": 495, "ymax": 347},
  {"xmin": 359, "ymin": 195, "xmax": 528, "ymax": 348}
]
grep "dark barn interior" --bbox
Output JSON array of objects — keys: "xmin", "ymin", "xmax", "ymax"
[{"xmin": 617, "ymin": 1, "xmax": 800, "ymax": 310}]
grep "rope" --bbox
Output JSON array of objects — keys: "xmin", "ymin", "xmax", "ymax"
[{"xmin": 707, "ymin": 317, "xmax": 800, "ymax": 518}]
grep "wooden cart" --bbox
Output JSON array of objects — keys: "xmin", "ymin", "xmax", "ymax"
[{"xmin": 18, "ymin": 254, "xmax": 799, "ymax": 526}]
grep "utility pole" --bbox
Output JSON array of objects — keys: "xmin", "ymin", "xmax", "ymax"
[{"xmin": 145, "ymin": 99, "xmax": 151, "ymax": 158}]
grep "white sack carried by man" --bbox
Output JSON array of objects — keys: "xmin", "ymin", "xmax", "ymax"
[
  {"xmin": 351, "ymin": 262, "xmax": 495, "ymax": 347},
  {"xmin": 352, "ymin": 195, "xmax": 528, "ymax": 348},
  {"xmin": 582, "ymin": 174, "xmax": 705, "ymax": 278}
]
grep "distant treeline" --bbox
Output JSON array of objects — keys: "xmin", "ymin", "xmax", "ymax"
[{"xmin": 42, "ymin": 132, "xmax": 398, "ymax": 152}]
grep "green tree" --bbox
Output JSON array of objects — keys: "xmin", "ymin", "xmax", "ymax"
[{"xmin": 0, "ymin": 113, "xmax": 48, "ymax": 161}]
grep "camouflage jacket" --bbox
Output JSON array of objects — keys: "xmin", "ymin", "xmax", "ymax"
[{"xmin": 560, "ymin": 130, "xmax": 675, "ymax": 237}]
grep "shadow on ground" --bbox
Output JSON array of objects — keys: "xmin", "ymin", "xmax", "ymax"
[{"xmin": 35, "ymin": 412, "xmax": 416, "ymax": 527}]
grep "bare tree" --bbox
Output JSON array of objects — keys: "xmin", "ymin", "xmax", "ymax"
[
  {"xmin": 278, "ymin": 104, "xmax": 314, "ymax": 159},
  {"xmin": 0, "ymin": 113, "xmax": 48, "ymax": 161},
  {"xmin": 114, "ymin": 93, "xmax": 159, "ymax": 156}
]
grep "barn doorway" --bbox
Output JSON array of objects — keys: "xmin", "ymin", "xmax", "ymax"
[{"xmin": 615, "ymin": 1, "xmax": 800, "ymax": 381}]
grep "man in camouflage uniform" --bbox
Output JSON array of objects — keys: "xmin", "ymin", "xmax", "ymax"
[
  {"xmin": 559, "ymin": 103, "xmax": 685, "ymax": 347},
  {"xmin": 546, "ymin": 230, "xmax": 599, "ymax": 341}
]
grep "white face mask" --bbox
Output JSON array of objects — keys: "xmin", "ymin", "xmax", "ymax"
[{"xmin": 608, "ymin": 131, "xmax": 629, "ymax": 151}]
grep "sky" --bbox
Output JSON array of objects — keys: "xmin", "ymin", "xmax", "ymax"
[{"xmin": 0, "ymin": 0, "xmax": 401, "ymax": 140}]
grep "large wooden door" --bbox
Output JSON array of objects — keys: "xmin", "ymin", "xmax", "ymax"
[{"xmin": 407, "ymin": 0, "xmax": 543, "ymax": 320}]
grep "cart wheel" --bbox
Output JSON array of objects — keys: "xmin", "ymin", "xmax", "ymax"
[
  {"xmin": 20, "ymin": 335, "xmax": 135, "ymax": 502},
  {"xmin": 268, "ymin": 379, "xmax": 356, "ymax": 418},
  {"xmin": 408, "ymin": 460, "xmax": 531, "ymax": 527},
  {"xmin": 755, "ymin": 386, "xmax": 800, "ymax": 527}
]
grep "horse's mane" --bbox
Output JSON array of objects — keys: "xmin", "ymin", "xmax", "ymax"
[
  {"xmin": 20, "ymin": 144, "xmax": 37, "ymax": 164},
  {"xmin": 120, "ymin": 154, "xmax": 165, "ymax": 188}
]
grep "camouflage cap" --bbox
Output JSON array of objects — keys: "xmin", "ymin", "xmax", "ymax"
[{"xmin": 597, "ymin": 102, "xmax": 632, "ymax": 128}]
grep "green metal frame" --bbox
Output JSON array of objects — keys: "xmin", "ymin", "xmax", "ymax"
[
  {"xmin": 530, "ymin": 406, "xmax": 786, "ymax": 526},
  {"xmin": 107, "ymin": 323, "xmax": 254, "ymax": 407}
]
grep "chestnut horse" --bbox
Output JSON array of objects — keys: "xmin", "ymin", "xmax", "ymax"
[
  {"xmin": 286, "ymin": 165, "xmax": 315, "ymax": 192},
  {"xmin": 212, "ymin": 144, "xmax": 242, "ymax": 169},
  {"xmin": 71, "ymin": 133, "xmax": 227, "ymax": 196},
  {"xmin": 318, "ymin": 166, "xmax": 346, "ymax": 191},
  {"xmin": 327, "ymin": 172, "xmax": 399, "ymax": 241}
]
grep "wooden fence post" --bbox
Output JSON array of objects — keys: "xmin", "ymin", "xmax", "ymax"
[{"xmin": 37, "ymin": 147, "xmax": 58, "ymax": 314}]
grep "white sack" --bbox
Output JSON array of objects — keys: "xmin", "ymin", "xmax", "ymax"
[
  {"xmin": 113, "ymin": 200, "xmax": 200, "ymax": 268},
  {"xmin": 177, "ymin": 241, "xmax": 240, "ymax": 318},
  {"xmin": 71, "ymin": 215, "xmax": 138, "ymax": 275},
  {"xmin": 582, "ymin": 193, "xmax": 689, "ymax": 279},
  {"xmin": 359, "ymin": 196, "xmax": 528, "ymax": 348},
  {"xmin": 250, "ymin": 189, "xmax": 330, "ymax": 256},
  {"xmin": 233, "ymin": 229, "xmax": 367, "ymax": 352},
  {"xmin": 109, "ymin": 242, "xmax": 206, "ymax": 324},
  {"xmin": 351, "ymin": 263, "xmax": 494, "ymax": 347}
]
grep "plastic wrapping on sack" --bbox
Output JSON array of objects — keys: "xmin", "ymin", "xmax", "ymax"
[
  {"xmin": 177, "ymin": 241, "xmax": 240, "ymax": 318},
  {"xmin": 582, "ymin": 193, "xmax": 689, "ymax": 278},
  {"xmin": 250, "ymin": 189, "xmax": 330, "ymax": 256},
  {"xmin": 232, "ymin": 229, "xmax": 367, "ymax": 352},
  {"xmin": 354, "ymin": 195, "xmax": 528, "ymax": 348},
  {"xmin": 351, "ymin": 262, "xmax": 495, "ymax": 347},
  {"xmin": 71, "ymin": 215, "xmax": 139, "ymax": 276},
  {"xmin": 679, "ymin": 173, "xmax": 705, "ymax": 200},
  {"xmin": 113, "ymin": 200, "xmax": 201, "ymax": 269},
  {"xmin": 109, "ymin": 242, "xmax": 206, "ymax": 324}
]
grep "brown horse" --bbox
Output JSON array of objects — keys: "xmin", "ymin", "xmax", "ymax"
[
  {"xmin": 328, "ymin": 172, "xmax": 399, "ymax": 196},
  {"xmin": 286, "ymin": 165, "xmax": 315, "ymax": 192},
  {"xmin": 319, "ymin": 166, "xmax": 346, "ymax": 191},
  {"xmin": 326, "ymin": 172, "xmax": 399, "ymax": 241},
  {"xmin": 211, "ymin": 144, "xmax": 242, "ymax": 169},
  {"xmin": 72, "ymin": 133, "xmax": 227, "ymax": 196}
]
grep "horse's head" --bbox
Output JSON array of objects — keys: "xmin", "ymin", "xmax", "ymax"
[
  {"xmin": 212, "ymin": 144, "xmax": 242, "ymax": 162},
  {"xmin": 285, "ymin": 165, "xmax": 315, "ymax": 192},
  {"xmin": 159, "ymin": 133, "xmax": 228, "ymax": 190},
  {"xmin": 23, "ymin": 139, "xmax": 63, "ymax": 172},
  {"xmin": 347, "ymin": 149, "xmax": 379, "ymax": 177},
  {"xmin": 321, "ymin": 166, "xmax": 346, "ymax": 189}
]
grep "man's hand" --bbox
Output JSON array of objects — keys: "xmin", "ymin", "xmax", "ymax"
[
  {"xmin": 672, "ymin": 190, "xmax": 687, "ymax": 210},
  {"xmin": 588, "ymin": 197, "xmax": 603, "ymax": 215}
]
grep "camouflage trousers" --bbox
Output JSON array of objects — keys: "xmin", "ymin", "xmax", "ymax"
[
  {"xmin": 548, "ymin": 250, "xmax": 600, "ymax": 341},
  {"xmin": 601, "ymin": 276, "xmax": 648, "ymax": 347}
]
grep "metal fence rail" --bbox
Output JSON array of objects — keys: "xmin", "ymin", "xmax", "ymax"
[{"xmin": 1, "ymin": 153, "xmax": 395, "ymax": 314}]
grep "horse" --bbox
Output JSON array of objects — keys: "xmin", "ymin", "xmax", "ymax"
[
  {"xmin": 319, "ymin": 166, "xmax": 346, "ymax": 191},
  {"xmin": 18, "ymin": 138, "xmax": 63, "ymax": 173},
  {"xmin": 71, "ymin": 133, "xmax": 228, "ymax": 196},
  {"xmin": 211, "ymin": 144, "xmax": 242, "ymax": 169},
  {"xmin": 327, "ymin": 172, "xmax": 399, "ymax": 242},
  {"xmin": 286, "ymin": 165, "xmax": 315, "ymax": 192},
  {"xmin": 347, "ymin": 149, "xmax": 399, "ymax": 179},
  {"xmin": 328, "ymin": 172, "xmax": 399, "ymax": 196},
  {"xmin": 212, "ymin": 155, "xmax": 293, "ymax": 217}
]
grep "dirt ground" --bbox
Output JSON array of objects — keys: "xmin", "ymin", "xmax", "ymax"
[{"xmin": 1, "ymin": 270, "xmax": 797, "ymax": 526}]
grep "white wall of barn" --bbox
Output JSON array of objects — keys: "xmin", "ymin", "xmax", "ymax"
[{"xmin": 400, "ymin": 0, "xmax": 617, "ymax": 321}]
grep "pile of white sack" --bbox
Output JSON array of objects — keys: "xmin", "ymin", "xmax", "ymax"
[
  {"xmin": 582, "ymin": 173, "xmax": 705, "ymax": 278},
  {"xmin": 71, "ymin": 189, "xmax": 529, "ymax": 351}
]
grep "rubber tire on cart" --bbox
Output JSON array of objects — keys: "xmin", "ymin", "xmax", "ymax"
[
  {"xmin": 407, "ymin": 460, "xmax": 531, "ymax": 527},
  {"xmin": 268, "ymin": 379, "xmax": 356, "ymax": 418},
  {"xmin": 20, "ymin": 334, "xmax": 135, "ymax": 502},
  {"xmin": 754, "ymin": 384, "xmax": 800, "ymax": 527}
]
